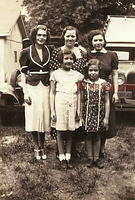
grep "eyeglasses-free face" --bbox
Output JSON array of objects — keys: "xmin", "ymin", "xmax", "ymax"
[
  {"xmin": 36, "ymin": 29, "xmax": 47, "ymax": 46},
  {"xmin": 92, "ymin": 34, "xmax": 105, "ymax": 51},
  {"xmin": 64, "ymin": 30, "xmax": 77, "ymax": 48},
  {"xmin": 88, "ymin": 64, "xmax": 99, "ymax": 81},
  {"xmin": 62, "ymin": 54, "xmax": 74, "ymax": 70}
]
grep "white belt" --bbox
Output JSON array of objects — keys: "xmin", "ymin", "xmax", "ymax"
[{"xmin": 29, "ymin": 70, "xmax": 49, "ymax": 75}]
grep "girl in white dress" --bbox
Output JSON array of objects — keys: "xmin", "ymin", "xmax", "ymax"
[{"xmin": 50, "ymin": 50, "xmax": 84, "ymax": 169}]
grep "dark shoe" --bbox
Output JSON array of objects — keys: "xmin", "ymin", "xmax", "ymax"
[
  {"xmin": 87, "ymin": 159, "xmax": 93, "ymax": 168},
  {"xmin": 99, "ymin": 152, "xmax": 106, "ymax": 159},
  {"xmin": 56, "ymin": 152, "xmax": 59, "ymax": 160},
  {"xmin": 67, "ymin": 159, "xmax": 73, "ymax": 169},
  {"xmin": 60, "ymin": 160, "xmax": 67, "ymax": 170},
  {"xmin": 72, "ymin": 150, "xmax": 81, "ymax": 159},
  {"xmin": 94, "ymin": 159, "xmax": 104, "ymax": 169}
]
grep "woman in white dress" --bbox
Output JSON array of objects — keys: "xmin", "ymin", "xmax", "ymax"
[{"xmin": 19, "ymin": 25, "xmax": 53, "ymax": 160}]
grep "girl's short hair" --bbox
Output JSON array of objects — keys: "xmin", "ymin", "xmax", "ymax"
[
  {"xmin": 87, "ymin": 29, "xmax": 106, "ymax": 48},
  {"xmin": 57, "ymin": 49, "xmax": 76, "ymax": 63},
  {"xmin": 84, "ymin": 58, "xmax": 102, "ymax": 79},
  {"xmin": 61, "ymin": 26, "xmax": 79, "ymax": 42},
  {"xmin": 30, "ymin": 25, "xmax": 50, "ymax": 43}
]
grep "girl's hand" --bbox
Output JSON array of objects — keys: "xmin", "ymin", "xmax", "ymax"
[
  {"xmin": 112, "ymin": 93, "xmax": 119, "ymax": 104},
  {"xmin": 103, "ymin": 118, "xmax": 109, "ymax": 130},
  {"xmin": 51, "ymin": 112, "xmax": 56, "ymax": 122},
  {"xmin": 75, "ymin": 111, "xmax": 80, "ymax": 121}
]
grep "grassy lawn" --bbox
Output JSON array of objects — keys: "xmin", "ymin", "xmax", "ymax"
[{"xmin": 0, "ymin": 112, "xmax": 135, "ymax": 200}]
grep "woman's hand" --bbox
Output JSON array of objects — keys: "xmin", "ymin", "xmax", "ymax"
[
  {"xmin": 103, "ymin": 117, "xmax": 109, "ymax": 130},
  {"xmin": 24, "ymin": 93, "xmax": 32, "ymax": 105},
  {"xmin": 112, "ymin": 93, "xmax": 119, "ymax": 104}
]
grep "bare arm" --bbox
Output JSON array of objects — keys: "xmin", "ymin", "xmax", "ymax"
[
  {"xmin": 50, "ymin": 80, "xmax": 56, "ymax": 122},
  {"xmin": 112, "ymin": 69, "xmax": 119, "ymax": 103},
  {"xmin": 103, "ymin": 91, "xmax": 110, "ymax": 130},
  {"xmin": 75, "ymin": 83, "xmax": 82, "ymax": 121},
  {"xmin": 21, "ymin": 72, "xmax": 27, "ymax": 94},
  {"xmin": 21, "ymin": 73, "xmax": 31, "ymax": 105}
]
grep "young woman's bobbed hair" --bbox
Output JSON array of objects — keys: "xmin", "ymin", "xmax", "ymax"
[
  {"xmin": 30, "ymin": 25, "xmax": 50, "ymax": 44},
  {"xmin": 87, "ymin": 29, "xmax": 106, "ymax": 49},
  {"xmin": 61, "ymin": 26, "xmax": 79, "ymax": 42}
]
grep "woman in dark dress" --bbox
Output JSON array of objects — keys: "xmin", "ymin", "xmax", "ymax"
[
  {"xmin": 87, "ymin": 30, "xmax": 119, "ymax": 158},
  {"xmin": 19, "ymin": 25, "xmax": 53, "ymax": 160}
]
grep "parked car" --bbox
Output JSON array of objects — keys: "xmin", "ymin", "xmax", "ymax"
[
  {"xmin": 104, "ymin": 15, "xmax": 135, "ymax": 111},
  {"xmin": 0, "ymin": 69, "xmax": 24, "ymax": 125}
]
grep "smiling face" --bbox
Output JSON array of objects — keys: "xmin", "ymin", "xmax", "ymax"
[
  {"xmin": 63, "ymin": 53, "xmax": 74, "ymax": 70},
  {"xmin": 36, "ymin": 29, "xmax": 47, "ymax": 46},
  {"xmin": 88, "ymin": 64, "xmax": 99, "ymax": 81},
  {"xmin": 92, "ymin": 34, "xmax": 105, "ymax": 51},
  {"xmin": 64, "ymin": 30, "xmax": 77, "ymax": 48}
]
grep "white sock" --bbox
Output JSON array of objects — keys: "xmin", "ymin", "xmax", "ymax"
[
  {"xmin": 65, "ymin": 153, "xmax": 71, "ymax": 161},
  {"xmin": 59, "ymin": 154, "xmax": 66, "ymax": 161}
]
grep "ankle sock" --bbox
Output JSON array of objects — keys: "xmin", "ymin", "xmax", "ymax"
[
  {"xmin": 65, "ymin": 153, "xmax": 71, "ymax": 161},
  {"xmin": 59, "ymin": 154, "xmax": 66, "ymax": 161}
]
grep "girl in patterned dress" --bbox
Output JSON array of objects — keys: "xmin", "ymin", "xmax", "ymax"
[
  {"xmin": 82, "ymin": 59, "xmax": 110, "ymax": 168},
  {"xmin": 50, "ymin": 50, "xmax": 84, "ymax": 169}
]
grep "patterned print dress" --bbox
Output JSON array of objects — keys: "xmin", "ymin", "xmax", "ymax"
[
  {"xmin": 88, "ymin": 50, "xmax": 118, "ymax": 138},
  {"xmin": 82, "ymin": 79, "xmax": 111, "ymax": 133}
]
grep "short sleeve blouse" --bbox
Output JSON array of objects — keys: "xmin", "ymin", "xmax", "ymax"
[{"xmin": 50, "ymin": 68, "xmax": 84, "ymax": 93}]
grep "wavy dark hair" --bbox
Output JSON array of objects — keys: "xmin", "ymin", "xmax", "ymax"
[
  {"xmin": 87, "ymin": 29, "xmax": 106, "ymax": 49},
  {"xmin": 61, "ymin": 26, "xmax": 79, "ymax": 42},
  {"xmin": 84, "ymin": 58, "xmax": 102, "ymax": 79},
  {"xmin": 30, "ymin": 25, "xmax": 50, "ymax": 44},
  {"xmin": 57, "ymin": 49, "xmax": 76, "ymax": 64}
]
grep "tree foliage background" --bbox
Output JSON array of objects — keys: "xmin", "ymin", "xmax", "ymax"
[{"xmin": 23, "ymin": 0, "xmax": 135, "ymax": 37}]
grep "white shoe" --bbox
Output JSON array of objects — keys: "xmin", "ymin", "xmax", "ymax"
[
  {"xmin": 41, "ymin": 149, "xmax": 47, "ymax": 160},
  {"xmin": 34, "ymin": 149, "xmax": 41, "ymax": 160}
]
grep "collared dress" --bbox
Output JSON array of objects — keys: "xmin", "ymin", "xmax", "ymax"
[
  {"xmin": 88, "ymin": 49, "xmax": 118, "ymax": 138},
  {"xmin": 19, "ymin": 44, "xmax": 54, "ymax": 133},
  {"xmin": 82, "ymin": 79, "xmax": 111, "ymax": 133},
  {"xmin": 50, "ymin": 68, "xmax": 84, "ymax": 131}
]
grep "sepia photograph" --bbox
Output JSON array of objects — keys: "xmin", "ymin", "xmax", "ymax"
[{"xmin": 0, "ymin": 0, "xmax": 135, "ymax": 199}]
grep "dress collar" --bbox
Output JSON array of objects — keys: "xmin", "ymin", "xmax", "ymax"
[
  {"xmin": 84, "ymin": 78, "xmax": 106, "ymax": 84},
  {"xmin": 30, "ymin": 44, "xmax": 50, "ymax": 68},
  {"xmin": 91, "ymin": 48, "xmax": 107, "ymax": 54}
]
